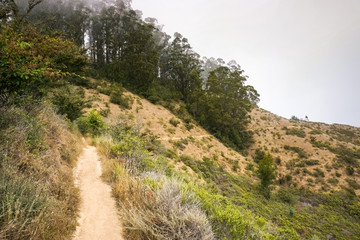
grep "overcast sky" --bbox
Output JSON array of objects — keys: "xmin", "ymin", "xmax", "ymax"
[{"xmin": 132, "ymin": 0, "xmax": 360, "ymax": 127}]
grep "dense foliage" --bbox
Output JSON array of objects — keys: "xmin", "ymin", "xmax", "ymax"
[
  {"xmin": 13, "ymin": 0, "xmax": 259, "ymax": 150},
  {"xmin": 0, "ymin": 26, "xmax": 88, "ymax": 103}
]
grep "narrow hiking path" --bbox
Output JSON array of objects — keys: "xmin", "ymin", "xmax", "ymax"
[
  {"xmin": 160, "ymin": 135, "xmax": 211, "ymax": 141},
  {"xmin": 73, "ymin": 145, "xmax": 124, "ymax": 240}
]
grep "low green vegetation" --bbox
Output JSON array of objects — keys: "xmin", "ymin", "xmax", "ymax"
[
  {"xmin": 94, "ymin": 116, "xmax": 360, "ymax": 240},
  {"xmin": 284, "ymin": 145, "xmax": 308, "ymax": 158},
  {"xmin": 310, "ymin": 137, "xmax": 360, "ymax": 166},
  {"xmin": 0, "ymin": 103, "xmax": 82, "ymax": 239},
  {"xmin": 283, "ymin": 127, "xmax": 306, "ymax": 138}
]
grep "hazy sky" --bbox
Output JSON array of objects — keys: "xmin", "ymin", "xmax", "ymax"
[{"xmin": 132, "ymin": 0, "xmax": 360, "ymax": 127}]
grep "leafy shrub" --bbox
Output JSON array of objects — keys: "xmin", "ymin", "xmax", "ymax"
[
  {"xmin": 77, "ymin": 109, "xmax": 105, "ymax": 136},
  {"xmin": 50, "ymin": 86, "xmax": 86, "ymax": 121},
  {"xmin": 185, "ymin": 122, "xmax": 194, "ymax": 131},
  {"xmin": 309, "ymin": 129, "xmax": 322, "ymax": 135},
  {"xmin": 313, "ymin": 168, "xmax": 325, "ymax": 178},
  {"xmin": 0, "ymin": 27, "xmax": 87, "ymax": 101},
  {"xmin": 346, "ymin": 166, "xmax": 355, "ymax": 175},
  {"xmin": 304, "ymin": 159, "xmax": 320, "ymax": 166},
  {"xmin": 253, "ymin": 147, "xmax": 265, "ymax": 163},
  {"xmin": 284, "ymin": 145, "xmax": 308, "ymax": 159},
  {"xmin": 110, "ymin": 92, "xmax": 133, "ymax": 109},
  {"xmin": 327, "ymin": 178, "xmax": 339, "ymax": 186},
  {"xmin": 174, "ymin": 138, "xmax": 189, "ymax": 151},
  {"xmin": 346, "ymin": 178, "xmax": 360, "ymax": 190},
  {"xmin": 283, "ymin": 127, "xmax": 306, "ymax": 138},
  {"xmin": 277, "ymin": 188, "xmax": 297, "ymax": 204},
  {"xmin": 257, "ymin": 153, "xmax": 277, "ymax": 198},
  {"xmin": 169, "ymin": 117, "xmax": 180, "ymax": 127}
]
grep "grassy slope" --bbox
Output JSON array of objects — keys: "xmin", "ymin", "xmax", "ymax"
[
  {"xmin": 83, "ymin": 84, "xmax": 360, "ymax": 239},
  {"xmin": 249, "ymin": 108, "xmax": 360, "ymax": 194},
  {"xmin": 0, "ymin": 102, "xmax": 83, "ymax": 239}
]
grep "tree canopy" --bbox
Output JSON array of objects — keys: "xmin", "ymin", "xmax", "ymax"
[{"xmin": 0, "ymin": 0, "xmax": 260, "ymax": 150}]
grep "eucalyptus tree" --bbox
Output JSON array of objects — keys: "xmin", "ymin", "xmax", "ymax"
[
  {"xmin": 191, "ymin": 62, "xmax": 259, "ymax": 150},
  {"xmin": 159, "ymin": 32, "xmax": 202, "ymax": 102}
]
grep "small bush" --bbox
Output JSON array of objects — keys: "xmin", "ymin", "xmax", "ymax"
[
  {"xmin": 50, "ymin": 86, "xmax": 86, "ymax": 121},
  {"xmin": 327, "ymin": 178, "xmax": 339, "ymax": 186},
  {"xmin": 77, "ymin": 109, "xmax": 105, "ymax": 136},
  {"xmin": 277, "ymin": 188, "xmax": 297, "ymax": 204},
  {"xmin": 115, "ymin": 176, "xmax": 216, "ymax": 240},
  {"xmin": 169, "ymin": 117, "xmax": 181, "ymax": 127},
  {"xmin": 110, "ymin": 92, "xmax": 133, "ymax": 109},
  {"xmin": 174, "ymin": 139, "xmax": 189, "ymax": 151},
  {"xmin": 284, "ymin": 127, "xmax": 306, "ymax": 138},
  {"xmin": 346, "ymin": 178, "xmax": 360, "ymax": 190},
  {"xmin": 346, "ymin": 166, "xmax": 355, "ymax": 176},
  {"xmin": 253, "ymin": 147, "xmax": 265, "ymax": 163},
  {"xmin": 284, "ymin": 145, "xmax": 308, "ymax": 159}
]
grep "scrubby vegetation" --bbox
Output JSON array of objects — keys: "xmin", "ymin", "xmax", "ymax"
[
  {"xmin": 0, "ymin": 103, "xmax": 82, "ymax": 239},
  {"xmin": 2, "ymin": 0, "xmax": 360, "ymax": 239},
  {"xmin": 93, "ymin": 115, "xmax": 360, "ymax": 240}
]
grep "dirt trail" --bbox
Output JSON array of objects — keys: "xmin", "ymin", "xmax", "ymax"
[
  {"xmin": 73, "ymin": 145, "xmax": 124, "ymax": 240},
  {"xmin": 160, "ymin": 135, "xmax": 211, "ymax": 141}
]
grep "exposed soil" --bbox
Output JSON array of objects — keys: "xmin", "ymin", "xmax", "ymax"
[{"xmin": 73, "ymin": 144, "xmax": 124, "ymax": 240}]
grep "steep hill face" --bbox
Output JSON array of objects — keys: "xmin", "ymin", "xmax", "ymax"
[
  {"xmin": 249, "ymin": 108, "xmax": 360, "ymax": 194},
  {"xmin": 82, "ymin": 85, "xmax": 360, "ymax": 239},
  {"xmin": 85, "ymin": 87, "xmax": 360, "ymax": 195},
  {"xmin": 84, "ymin": 88, "xmax": 248, "ymax": 177}
]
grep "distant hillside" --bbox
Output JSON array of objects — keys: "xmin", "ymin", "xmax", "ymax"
[{"xmin": 249, "ymin": 108, "xmax": 360, "ymax": 194}]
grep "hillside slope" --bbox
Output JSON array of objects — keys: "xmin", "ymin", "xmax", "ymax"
[
  {"xmin": 81, "ymin": 84, "xmax": 360, "ymax": 239},
  {"xmin": 249, "ymin": 108, "xmax": 360, "ymax": 194},
  {"xmin": 85, "ymin": 87, "xmax": 360, "ymax": 195}
]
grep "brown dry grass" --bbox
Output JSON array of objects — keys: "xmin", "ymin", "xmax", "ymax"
[
  {"xmin": 249, "ymin": 108, "xmax": 360, "ymax": 194},
  {"xmin": 84, "ymin": 88, "xmax": 247, "ymax": 177},
  {"xmin": 0, "ymin": 102, "xmax": 83, "ymax": 239},
  {"xmin": 84, "ymin": 87, "xmax": 360, "ymax": 195}
]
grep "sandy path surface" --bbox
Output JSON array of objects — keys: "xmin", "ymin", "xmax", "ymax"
[{"xmin": 73, "ymin": 145, "xmax": 124, "ymax": 240}]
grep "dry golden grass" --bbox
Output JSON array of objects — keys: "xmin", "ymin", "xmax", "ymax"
[
  {"xmin": 249, "ymin": 108, "xmax": 360, "ymax": 194},
  {"xmin": 84, "ymin": 88, "xmax": 248, "ymax": 177},
  {"xmin": 0, "ymin": 102, "xmax": 83, "ymax": 239}
]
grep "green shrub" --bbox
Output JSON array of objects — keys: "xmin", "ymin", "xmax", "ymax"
[
  {"xmin": 309, "ymin": 129, "xmax": 322, "ymax": 135},
  {"xmin": 304, "ymin": 159, "xmax": 320, "ymax": 166},
  {"xmin": 327, "ymin": 178, "xmax": 339, "ymax": 186},
  {"xmin": 77, "ymin": 109, "xmax": 105, "ymax": 136},
  {"xmin": 110, "ymin": 92, "xmax": 133, "ymax": 109},
  {"xmin": 346, "ymin": 166, "xmax": 355, "ymax": 175},
  {"xmin": 169, "ymin": 117, "xmax": 180, "ymax": 127},
  {"xmin": 254, "ymin": 147, "xmax": 266, "ymax": 163},
  {"xmin": 0, "ymin": 27, "xmax": 87, "ymax": 101},
  {"xmin": 284, "ymin": 145, "xmax": 308, "ymax": 158},
  {"xmin": 346, "ymin": 178, "xmax": 360, "ymax": 190},
  {"xmin": 283, "ymin": 127, "xmax": 306, "ymax": 138},
  {"xmin": 50, "ymin": 86, "xmax": 86, "ymax": 121},
  {"xmin": 277, "ymin": 188, "xmax": 297, "ymax": 204},
  {"xmin": 257, "ymin": 153, "xmax": 277, "ymax": 198},
  {"xmin": 313, "ymin": 168, "xmax": 325, "ymax": 178}
]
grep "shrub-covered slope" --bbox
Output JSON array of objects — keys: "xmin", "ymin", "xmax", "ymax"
[
  {"xmin": 0, "ymin": 103, "xmax": 83, "ymax": 239},
  {"xmin": 82, "ymin": 84, "xmax": 360, "ymax": 240}
]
